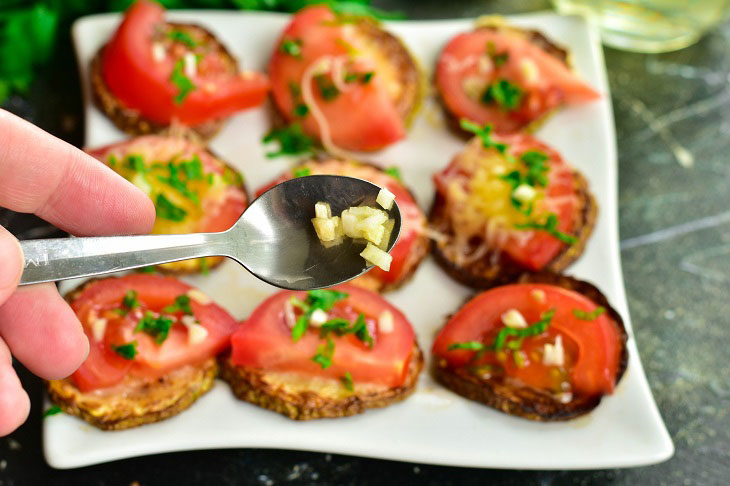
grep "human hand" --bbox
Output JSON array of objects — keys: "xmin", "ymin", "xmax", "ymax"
[{"xmin": 0, "ymin": 109, "xmax": 155, "ymax": 435}]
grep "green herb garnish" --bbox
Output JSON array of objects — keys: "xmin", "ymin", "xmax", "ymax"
[
  {"xmin": 112, "ymin": 341, "xmax": 138, "ymax": 360},
  {"xmin": 573, "ymin": 307, "xmax": 606, "ymax": 320},
  {"xmin": 514, "ymin": 213, "xmax": 578, "ymax": 244},
  {"xmin": 293, "ymin": 103, "xmax": 309, "ymax": 117},
  {"xmin": 459, "ymin": 119, "xmax": 508, "ymax": 154},
  {"xmin": 167, "ymin": 29, "xmax": 197, "ymax": 48},
  {"xmin": 280, "ymin": 38, "xmax": 302, "ymax": 58},
  {"xmin": 125, "ymin": 155, "xmax": 146, "ymax": 173},
  {"xmin": 156, "ymin": 194, "xmax": 187, "ymax": 222},
  {"xmin": 482, "ymin": 79, "xmax": 523, "ymax": 111},
  {"xmin": 123, "ymin": 290, "xmax": 139, "ymax": 310},
  {"xmin": 290, "ymin": 289, "xmax": 349, "ymax": 342},
  {"xmin": 487, "ymin": 41, "xmax": 509, "ymax": 67},
  {"xmin": 315, "ymin": 74, "xmax": 339, "ymax": 100},
  {"xmin": 262, "ymin": 123, "xmax": 314, "ymax": 158},
  {"xmin": 199, "ymin": 257, "xmax": 210, "ymax": 275},
  {"xmin": 447, "ymin": 341, "xmax": 485, "ymax": 351},
  {"xmin": 135, "ymin": 312, "xmax": 174, "ymax": 345},
  {"xmin": 170, "ymin": 58, "xmax": 196, "ymax": 105},
  {"xmin": 344, "ymin": 71, "xmax": 374, "ymax": 84},
  {"xmin": 293, "ymin": 167, "xmax": 311, "ymax": 178},
  {"xmin": 43, "ymin": 405, "xmax": 63, "ymax": 418},
  {"xmin": 341, "ymin": 371, "xmax": 354, "ymax": 391},
  {"xmin": 492, "ymin": 309, "xmax": 556, "ymax": 351},
  {"xmin": 164, "ymin": 294, "xmax": 193, "ymax": 315},
  {"xmin": 312, "ymin": 337, "xmax": 335, "ymax": 369},
  {"xmin": 319, "ymin": 313, "xmax": 373, "ymax": 348},
  {"xmin": 139, "ymin": 266, "xmax": 156, "ymax": 274},
  {"xmin": 384, "ymin": 166, "xmax": 402, "ymax": 181}
]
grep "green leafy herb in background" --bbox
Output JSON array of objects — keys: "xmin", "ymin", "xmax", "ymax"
[{"xmin": 0, "ymin": 0, "xmax": 403, "ymax": 105}]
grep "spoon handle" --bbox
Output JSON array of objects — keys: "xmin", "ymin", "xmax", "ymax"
[{"xmin": 19, "ymin": 232, "xmax": 227, "ymax": 286}]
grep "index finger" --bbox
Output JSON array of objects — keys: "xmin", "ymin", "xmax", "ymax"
[{"xmin": 0, "ymin": 109, "xmax": 155, "ymax": 236}]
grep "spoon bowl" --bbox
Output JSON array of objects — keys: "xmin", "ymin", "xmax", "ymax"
[{"xmin": 18, "ymin": 175, "xmax": 401, "ymax": 290}]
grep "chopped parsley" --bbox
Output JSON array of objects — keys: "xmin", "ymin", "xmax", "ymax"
[
  {"xmin": 164, "ymin": 295, "xmax": 193, "ymax": 315},
  {"xmin": 459, "ymin": 119, "xmax": 508, "ymax": 154},
  {"xmin": 315, "ymin": 74, "xmax": 339, "ymax": 100},
  {"xmin": 290, "ymin": 289, "xmax": 348, "ymax": 341},
  {"xmin": 280, "ymin": 38, "xmax": 303, "ymax": 58},
  {"xmin": 156, "ymin": 194, "xmax": 187, "ymax": 222},
  {"xmin": 448, "ymin": 309, "xmax": 556, "ymax": 353},
  {"xmin": 135, "ymin": 312, "xmax": 174, "ymax": 345},
  {"xmin": 341, "ymin": 371, "xmax": 354, "ymax": 391},
  {"xmin": 293, "ymin": 103, "xmax": 309, "ymax": 117},
  {"xmin": 157, "ymin": 157, "xmax": 207, "ymax": 204},
  {"xmin": 319, "ymin": 313, "xmax": 373, "ymax": 348},
  {"xmin": 573, "ymin": 307, "xmax": 606, "ymax": 320},
  {"xmin": 447, "ymin": 341, "xmax": 484, "ymax": 351},
  {"xmin": 515, "ymin": 213, "xmax": 578, "ymax": 244},
  {"xmin": 112, "ymin": 341, "xmax": 138, "ymax": 360},
  {"xmin": 125, "ymin": 155, "xmax": 146, "ymax": 173},
  {"xmin": 498, "ymin": 150, "xmax": 550, "ymax": 214},
  {"xmin": 123, "ymin": 290, "xmax": 140, "ymax": 311},
  {"xmin": 43, "ymin": 405, "xmax": 63, "ymax": 418},
  {"xmin": 384, "ymin": 166, "xmax": 402, "ymax": 181},
  {"xmin": 293, "ymin": 167, "xmax": 311, "ymax": 178},
  {"xmin": 482, "ymin": 79, "xmax": 523, "ymax": 111},
  {"xmin": 199, "ymin": 257, "xmax": 210, "ymax": 275},
  {"xmin": 262, "ymin": 123, "xmax": 315, "ymax": 158},
  {"xmin": 486, "ymin": 41, "xmax": 509, "ymax": 67},
  {"xmin": 344, "ymin": 71, "xmax": 374, "ymax": 84},
  {"xmin": 170, "ymin": 58, "xmax": 196, "ymax": 105},
  {"xmin": 167, "ymin": 29, "xmax": 197, "ymax": 48},
  {"xmin": 139, "ymin": 266, "xmax": 156, "ymax": 274},
  {"xmin": 312, "ymin": 337, "xmax": 335, "ymax": 369},
  {"xmin": 108, "ymin": 154, "xmax": 118, "ymax": 167}
]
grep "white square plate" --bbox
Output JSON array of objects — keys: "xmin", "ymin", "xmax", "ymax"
[{"xmin": 46, "ymin": 10, "xmax": 673, "ymax": 469}]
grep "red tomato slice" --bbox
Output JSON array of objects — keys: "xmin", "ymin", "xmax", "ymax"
[
  {"xmin": 436, "ymin": 28, "xmax": 599, "ymax": 133},
  {"xmin": 433, "ymin": 133, "xmax": 578, "ymax": 271},
  {"xmin": 256, "ymin": 160, "xmax": 425, "ymax": 285},
  {"xmin": 268, "ymin": 6, "xmax": 405, "ymax": 151},
  {"xmin": 231, "ymin": 284, "xmax": 416, "ymax": 387},
  {"xmin": 70, "ymin": 274, "xmax": 238, "ymax": 392},
  {"xmin": 101, "ymin": 0, "xmax": 269, "ymax": 127},
  {"xmin": 431, "ymin": 284, "xmax": 623, "ymax": 396}
]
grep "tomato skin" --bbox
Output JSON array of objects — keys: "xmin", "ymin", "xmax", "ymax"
[
  {"xmin": 101, "ymin": 0, "xmax": 269, "ymax": 127},
  {"xmin": 231, "ymin": 284, "xmax": 416, "ymax": 387},
  {"xmin": 268, "ymin": 6, "xmax": 406, "ymax": 151},
  {"xmin": 433, "ymin": 133, "xmax": 578, "ymax": 271},
  {"xmin": 431, "ymin": 284, "xmax": 622, "ymax": 396},
  {"xmin": 256, "ymin": 160, "xmax": 426, "ymax": 286},
  {"xmin": 436, "ymin": 28, "xmax": 599, "ymax": 133},
  {"xmin": 70, "ymin": 275, "xmax": 238, "ymax": 392}
]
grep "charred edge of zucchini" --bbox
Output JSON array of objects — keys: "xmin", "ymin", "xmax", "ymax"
[
  {"xmin": 90, "ymin": 22, "xmax": 240, "ymax": 140},
  {"xmin": 431, "ymin": 273, "xmax": 628, "ymax": 421},
  {"xmin": 46, "ymin": 359, "xmax": 218, "ymax": 430},
  {"xmin": 429, "ymin": 169, "xmax": 596, "ymax": 290},
  {"xmin": 219, "ymin": 344, "xmax": 424, "ymax": 420}
]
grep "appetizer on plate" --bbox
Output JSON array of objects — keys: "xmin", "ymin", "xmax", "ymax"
[
  {"xmin": 430, "ymin": 121, "xmax": 596, "ymax": 288},
  {"xmin": 92, "ymin": 0, "xmax": 269, "ymax": 139},
  {"xmin": 435, "ymin": 17, "xmax": 599, "ymax": 134},
  {"xmin": 47, "ymin": 275, "xmax": 238, "ymax": 430},
  {"xmin": 268, "ymin": 5, "xmax": 422, "ymax": 153},
  {"xmin": 88, "ymin": 134, "xmax": 248, "ymax": 273},
  {"xmin": 257, "ymin": 157, "xmax": 429, "ymax": 292},
  {"xmin": 220, "ymin": 285, "xmax": 423, "ymax": 420},
  {"xmin": 431, "ymin": 274, "xmax": 628, "ymax": 421}
]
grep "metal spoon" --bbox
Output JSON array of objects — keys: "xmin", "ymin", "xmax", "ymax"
[{"xmin": 19, "ymin": 175, "xmax": 401, "ymax": 290}]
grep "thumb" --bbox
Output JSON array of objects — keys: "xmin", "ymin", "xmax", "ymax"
[{"xmin": 0, "ymin": 226, "xmax": 23, "ymax": 306}]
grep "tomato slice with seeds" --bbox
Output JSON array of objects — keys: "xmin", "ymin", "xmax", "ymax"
[
  {"xmin": 432, "ymin": 283, "xmax": 623, "ymax": 396},
  {"xmin": 433, "ymin": 133, "xmax": 580, "ymax": 271},
  {"xmin": 436, "ymin": 27, "xmax": 599, "ymax": 133},
  {"xmin": 256, "ymin": 159, "xmax": 426, "ymax": 287},
  {"xmin": 101, "ymin": 0, "xmax": 268, "ymax": 127},
  {"xmin": 268, "ymin": 6, "xmax": 406, "ymax": 151},
  {"xmin": 230, "ymin": 284, "xmax": 416, "ymax": 387},
  {"xmin": 70, "ymin": 274, "xmax": 238, "ymax": 392}
]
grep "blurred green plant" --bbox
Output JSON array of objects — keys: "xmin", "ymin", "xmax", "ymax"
[{"xmin": 0, "ymin": 0, "xmax": 403, "ymax": 104}]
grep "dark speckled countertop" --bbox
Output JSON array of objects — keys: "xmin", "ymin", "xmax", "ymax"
[{"xmin": 1, "ymin": 1, "xmax": 728, "ymax": 484}]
